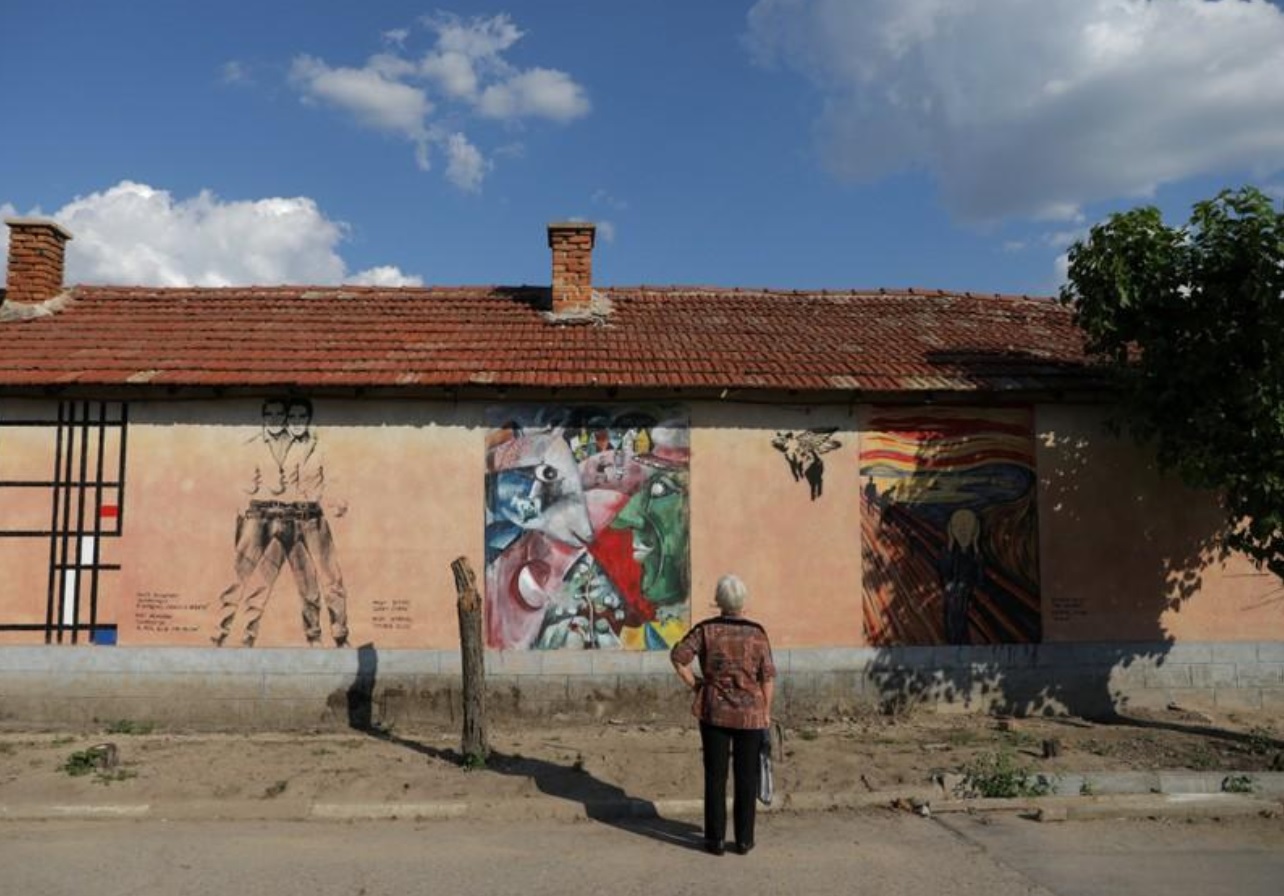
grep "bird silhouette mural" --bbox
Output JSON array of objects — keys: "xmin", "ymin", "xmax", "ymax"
[{"xmin": 771, "ymin": 428, "xmax": 842, "ymax": 500}]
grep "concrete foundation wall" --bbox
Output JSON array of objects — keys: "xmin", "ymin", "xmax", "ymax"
[{"xmin": 2, "ymin": 642, "xmax": 1280, "ymax": 731}]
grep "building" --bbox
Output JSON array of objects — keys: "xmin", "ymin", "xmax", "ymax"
[{"xmin": 0, "ymin": 217, "xmax": 1279, "ymax": 728}]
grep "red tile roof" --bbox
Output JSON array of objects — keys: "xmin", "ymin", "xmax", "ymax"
[{"xmin": 0, "ymin": 284, "xmax": 1096, "ymax": 393}]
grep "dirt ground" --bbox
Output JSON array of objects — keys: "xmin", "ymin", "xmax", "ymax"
[{"xmin": 1, "ymin": 705, "xmax": 1281, "ymax": 807}]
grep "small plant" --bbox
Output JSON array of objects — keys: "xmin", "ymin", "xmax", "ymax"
[
  {"xmin": 263, "ymin": 780, "xmax": 289, "ymax": 798},
  {"xmin": 61, "ymin": 749, "xmax": 101, "ymax": 777},
  {"xmin": 311, "ymin": 747, "xmax": 334, "ymax": 757},
  {"xmin": 1187, "ymin": 747, "xmax": 1216, "ymax": 770},
  {"xmin": 50, "ymin": 736, "xmax": 77, "ymax": 747},
  {"xmin": 104, "ymin": 720, "xmax": 154, "ymax": 736},
  {"xmin": 1222, "ymin": 774, "xmax": 1255, "ymax": 794},
  {"xmin": 956, "ymin": 750, "xmax": 1055, "ymax": 799},
  {"xmin": 461, "ymin": 751, "xmax": 488, "ymax": 771},
  {"xmin": 1246, "ymin": 725, "xmax": 1275, "ymax": 756},
  {"xmin": 798, "ymin": 728, "xmax": 819, "ymax": 742},
  {"xmin": 1079, "ymin": 778, "xmax": 1096, "ymax": 796}
]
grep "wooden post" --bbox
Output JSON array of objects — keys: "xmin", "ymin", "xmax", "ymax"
[{"xmin": 451, "ymin": 556, "xmax": 488, "ymax": 763}]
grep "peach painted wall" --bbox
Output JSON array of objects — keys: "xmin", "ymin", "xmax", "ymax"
[
  {"xmin": 4, "ymin": 396, "xmax": 1282, "ymax": 652},
  {"xmin": 689, "ymin": 403, "xmax": 865, "ymax": 648},
  {"xmin": 1036, "ymin": 404, "xmax": 1283, "ymax": 643},
  {"xmin": 118, "ymin": 399, "xmax": 486, "ymax": 649}
]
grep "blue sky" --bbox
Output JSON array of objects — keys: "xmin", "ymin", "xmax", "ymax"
[{"xmin": 2, "ymin": 0, "xmax": 1283, "ymax": 296}]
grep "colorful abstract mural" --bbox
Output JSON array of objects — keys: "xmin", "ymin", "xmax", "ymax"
[
  {"xmin": 485, "ymin": 406, "xmax": 690, "ymax": 650},
  {"xmin": 860, "ymin": 407, "xmax": 1040, "ymax": 646}
]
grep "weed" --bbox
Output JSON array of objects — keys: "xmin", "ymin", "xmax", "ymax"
[
  {"xmin": 461, "ymin": 751, "xmax": 488, "ymax": 771},
  {"xmin": 999, "ymin": 729, "xmax": 1038, "ymax": 749},
  {"xmin": 946, "ymin": 729, "xmax": 979, "ymax": 747},
  {"xmin": 1187, "ymin": 747, "xmax": 1216, "ymax": 770},
  {"xmin": 61, "ymin": 750, "xmax": 102, "ymax": 777},
  {"xmin": 263, "ymin": 780, "xmax": 289, "ymax": 798},
  {"xmin": 50, "ymin": 736, "xmax": 77, "ymax": 747},
  {"xmin": 956, "ymin": 749, "xmax": 1055, "ymax": 799},
  {"xmin": 1222, "ymin": 774, "xmax": 1255, "ymax": 794},
  {"xmin": 1079, "ymin": 778, "xmax": 1096, "ymax": 796},
  {"xmin": 311, "ymin": 748, "xmax": 334, "ymax": 757},
  {"xmin": 798, "ymin": 728, "xmax": 819, "ymax": 742},
  {"xmin": 1246, "ymin": 726, "xmax": 1275, "ymax": 756},
  {"xmin": 104, "ymin": 720, "xmax": 154, "ymax": 736}
]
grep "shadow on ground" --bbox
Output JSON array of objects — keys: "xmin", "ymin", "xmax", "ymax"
[{"xmin": 347, "ymin": 642, "xmax": 702, "ymax": 849}]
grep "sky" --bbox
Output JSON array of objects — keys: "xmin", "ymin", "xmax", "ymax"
[{"xmin": 2, "ymin": 0, "xmax": 1283, "ymax": 297}]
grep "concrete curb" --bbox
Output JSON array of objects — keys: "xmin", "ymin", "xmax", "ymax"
[{"xmin": 4, "ymin": 771, "xmax": 1282, "ymax": 824}]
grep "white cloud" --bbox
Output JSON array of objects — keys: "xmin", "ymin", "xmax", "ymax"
[
  {"xmin": 346, "ymin": 265, "xmax": 423, "ymax": 287},
  {"xmin": 1, "ymin": 182, "xmax": 421, "ymax": 288},
  {"xmin": 747, "ymin": 0, "xmax": 1284, "ymax": 222},
  {"xmin": 285, "ymin": 14, "xmax": 589, "ymax": 190},
  {"xmin": 476, "ymin": 68, "xmax": 590, "ymax": 122},
  {"xmin": 444, "ymin": 132, "xmax": 488, "ymax": 192},
  {"xmin": 596, "ymin": 220, "xmax": 616, "ymax": 244}
]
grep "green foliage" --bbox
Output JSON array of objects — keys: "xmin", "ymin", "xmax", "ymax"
[
  {"xmin": 61, "ymin": 749, "xmax": 101, "ymax": 777},
  {"xmin": 461, "ymin": 751, "xmax": 488, "ymax": 771},
  {"xmin": 1222, "ymin": 773, "xmax": 1255, "ymax": 794},
  {"xmin": 1061, "ymin": 187, "xmax": 1284, "ymax": 578},
  {"xmin": 957, "ymin": 749, "xmax": 1055, "ymax": 799},
  {"xmin": 104, "ymin": 719, "xmax": 154, "ymax": 736}
]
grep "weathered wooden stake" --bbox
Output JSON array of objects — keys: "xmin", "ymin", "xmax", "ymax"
[{"xmin": 451, "ymin": 555, "xmax": 488, "ymax": 762}]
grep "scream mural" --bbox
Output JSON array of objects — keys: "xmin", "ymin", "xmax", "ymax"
[
  {"xmin": 485, "ymin": 406, "xmax": 690, "ymax": 650},
  {"xmin": 211, "ymin": 397, "xmax": 350, "ymax": 648},
  {"xmin": 860, "ymin": 407, "xmax": 1040, "ymax": 646}
]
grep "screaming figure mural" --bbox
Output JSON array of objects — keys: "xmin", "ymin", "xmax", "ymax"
[
  {"xmin": 860, "ymin": 407, "xmax": 1040, "ymax": 646},
  {"xmin": 485, "ymin": 406, "xmax": 690, "ymax": 650}
]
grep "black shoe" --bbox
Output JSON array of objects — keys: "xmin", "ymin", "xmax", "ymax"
[
  {"xmin": 734, "ymin": 842, "xmax": 755, "ymax": 855},
  {"xmin": 704, "ymin": 840, "xmax": 725, "ymax": 856}
]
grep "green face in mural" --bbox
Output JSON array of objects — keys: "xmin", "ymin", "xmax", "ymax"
[{"xmin": 611, "ymin": 470, "xmax": 688, "ymax": 605}]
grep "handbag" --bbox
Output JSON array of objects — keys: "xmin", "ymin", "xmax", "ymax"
[{"xmin": 757, "ymin": 726, "xmax": 774, "ymax": 806}]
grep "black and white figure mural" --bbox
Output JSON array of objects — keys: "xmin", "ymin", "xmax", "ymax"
[
  {"xmin": 771, "ymin": 428, "xmax": 842, "ymax": 500},
  {"xmin": 212, "ymin": 397, "xmax": 350, "ymax": 647}
]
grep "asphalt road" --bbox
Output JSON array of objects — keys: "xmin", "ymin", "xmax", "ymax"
[{"xmin": 2, "ymin": 810, "xmax": 1282, "ymax": 896}]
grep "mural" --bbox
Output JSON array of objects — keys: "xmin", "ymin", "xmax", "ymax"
[
  {"xmin": 860, "ymin": 407, "xmax": 1040, "ymax": 646},
  {"xmin": 0, "ymin": 401, "xmax": 127, "ymax": 645},
  {"xmin": 771, "ymin": 428, "xmax": 841, "ymax": 499},
  {"xmin": 485, "ymin": 406, "xmax": 690, "ymax": 650},
  {"xmin": 212, "ymin": 397, "xmax": 350, "ymax": 647}
]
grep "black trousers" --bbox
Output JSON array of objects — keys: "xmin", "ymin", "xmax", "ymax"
[{"xmin": 699, "ymin": 722, "xmax": 762, "ymax": 847}]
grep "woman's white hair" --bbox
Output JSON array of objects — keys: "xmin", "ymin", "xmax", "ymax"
[{"xmin": 714, "ymin": 574, "xmax": 748, "ymax": 613}]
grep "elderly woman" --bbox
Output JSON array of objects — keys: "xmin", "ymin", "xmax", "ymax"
[{"xmin": 671, "ymin": 574, "xmax": 776, "ymax": 856}]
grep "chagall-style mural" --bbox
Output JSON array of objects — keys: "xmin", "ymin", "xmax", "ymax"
[
  {"xmin": 485, "ymin": 406, "xmax": 690, "ymax": 650},
  {"xmin": 860, "ymin": 407, "xmax": 1041, "ymax": 646},
  {"xmin": 211, "ymin": 397, "xmax": 350, "ymax": 648}
]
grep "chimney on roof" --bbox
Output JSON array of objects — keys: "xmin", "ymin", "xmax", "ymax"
[
  {"xmin": 4, "ymin": 218, "xmax": 73, "ymax": 304},
  {"xmin": 547, "ymin": 221, "xmax": 596, "ymax": 314}
]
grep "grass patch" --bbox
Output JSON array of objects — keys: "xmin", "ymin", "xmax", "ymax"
[
  {"xmin": 93, "ymin": 769, "xmax": 138, "ymax": 785},
  {"xmin": 50, "ymin": 736, "xmax": 77, "ymax": 747},
  {"xmin": 956, "ymin": 749, "xmax": 1055, "ymax": 799},
  {"xmin": 104, "ymin": 720, "xmax": 154, "ymax": 736}
]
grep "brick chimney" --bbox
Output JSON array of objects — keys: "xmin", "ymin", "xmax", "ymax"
[
  {"xmin": 5, "ymin": 218, "xmax": 73, "ymax": 304},
  {"xmin": 547, "ymin": 221, "xmax": 596, "ymax": 314}
]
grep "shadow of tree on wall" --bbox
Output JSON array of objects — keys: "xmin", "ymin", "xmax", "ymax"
[{"xmin": 862, "ymin": 354, "xmax": 1225, "ymax": 727}]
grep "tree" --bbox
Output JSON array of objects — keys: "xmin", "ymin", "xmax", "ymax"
[{"xmin": 1060, "ymin": 186, "xmax": 1284, "ymax": 578}]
